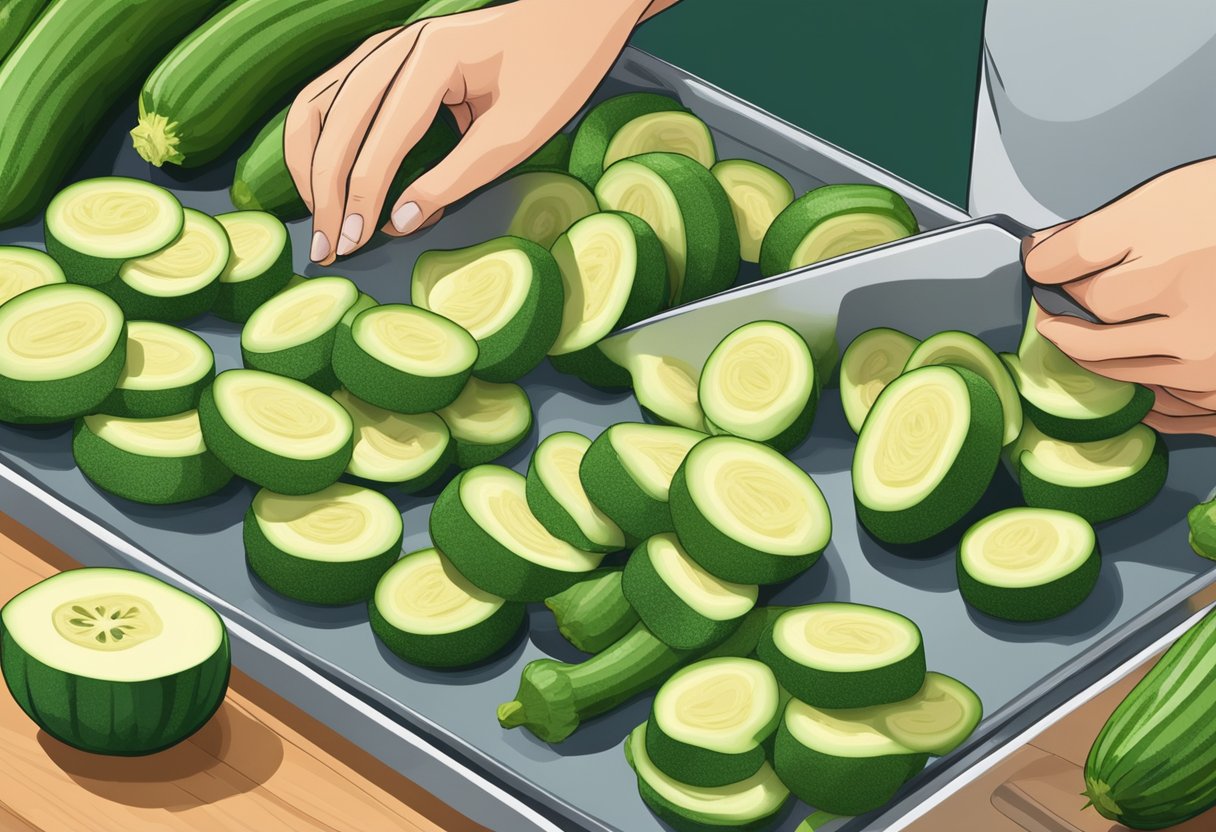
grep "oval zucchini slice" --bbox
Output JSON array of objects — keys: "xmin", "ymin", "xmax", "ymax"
[
  {"xmin": 0, "ymin": 567, "xmax": 229, "ymax": 755},
  {"xmin": 503, "ymin": 170, "xmax": 598, "ymax": 249},
  {"xmin": 670, "ymin": 435, "xmax": 831, "ymax": 584},
  {"xmin": 543, "ymin": 567, "xmax": 638, "ymax": 654},
  {"xmin": 628, "ymin": 353, "xmax": 708, "ymax": 432},
  {"xmin": 526, "ymin": 431, "xmax": 624, "ymax": 552},
  {"xmin": 244, "ymin": 483, "xmax": 402, "ymax": 606},
  {"xmin": 198, "ymin": 369, "xmax": 353, "ymax": 495},
  {"xmin": 331, "ymin": 388, "xmax": 452, "ymax": 492},
  {"xmin": 242, "ymin": 275, "xmax": 358, "ymax": 389},
  {"xmin": 711, "ymin": 160, "xmax": 794, "ymax": 263},
  {"xmin": 0, "ymin": 246, "xmax": 66, "ymax": 305},
  {"xmin": 437, "ymin": 377, "xmax": 533, "ymax": 468},
  {"xmin": 840, "ymin": 327, "xmax": 919, "ymax": 434},
  {"xmin": 211, "ymin": 211, "xmax": 292, "ymax": 322},
  {"xmin": 98, "ymin": 321, "xmax": 214, "ymax": 418}
]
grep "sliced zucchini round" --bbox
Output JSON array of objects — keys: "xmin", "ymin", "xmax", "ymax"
[
  {"xmin": 412, "ymin": 237, "xmax": 562, "ymax": 383},
  {"xmin": 711, "ymin": 160, "xmax": 795, "ymax": 263},
  {"xmin": 211, "ymin": 211, "xmax": 292, "ymax": 322},
  {"xmin": 840, "ymin": 327, "xmax": 919, "ymax": 434},
  {"xmin": 647, "ymin": 657, "xmax": 781, "ymax": 788},
  {"xmin": 758, "ymin": 603, "xmax": 926, "ymax": 708},
  {"xmin": 699, "ymin": 321, "xmax": 818, "ymax": 451},
  {"xmin": 503, "ymin": 171, "xmax": 599, "ymax": 249},
  {"xmin": 550, "ymin": 343, "xmax": 634, "ymax": 391},
  {"xmin": 333, "ymin": 304, "xmax": 477, "ymax": 413},
  {"xmin": 370, "ymin": 547, "xmax": 526, "ymax": 668},
  {"xmin": 669, "ymin": 436, "xmax": 831, "ymax": 584},
  {"xmin": 198, "ymin": 369, "xmax": 353, "ymax": 495},
  {"xmin": 244, "ymin": 483, "xmax": 402, "ymax": 606},
  {"xmin": 595, "ymin": 152, "xmax": 739, "ymax": 305},
  {"xmin": 624, "ymin": 533, "xmax": 757, "ymax": 650},
  {"xmin": 628, "ymin": 353, "xmax": 708, "ymax": 432},
  {"xmin": 526, "ymin": 431, "xmax": 625, "ymax": 552},
  {"xmin": 853, "ymin": 365, "xmax": 1003, "ymax": 544},
  {"xmin": 331, "ymin": 388, "xmax": 453, "ymax": 492},
  {"xmin": 579, "ymin": 422, "xmax": 706, "ymax": 540},
  {"xmin": 0, "ymin": 567, "xmax": 229, "ymax": 755},
  {"xmin": 571, "ymin": 93, "xmax": 715, "ymax": 187},
  {"xmin": 429, "ymin": 465, "xmax": 604, "ymax": 601},
  {"xmin": 0, "ymin": 284, "xmax": 126, "ymax": 423},
  {"xmin": 436, "ymin": 378, "xmax": 532, "ymax": 468},
  {"xmin": 108, "ymin": 208, "xmax": 229, "ymax": 322},
  {"xmin": 241, "ymin": 275, "xmax": 358, "ymax": 389},
  {"xmin": 44, "ymin": 177, "xmax": 183, "ymax": 285},
  {"xmin": 759, "ymin": 184, "xmax": 918, "ymax": 278},
  {"xmin": 98, "ymin": 321, "xmax": 214, "ymax": 418},
  {"xmin": 0, "ymin": 246, "xmax": 66, "ymax": 305}
]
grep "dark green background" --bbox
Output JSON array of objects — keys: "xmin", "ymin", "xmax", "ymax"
[{"xmin": 633, "ymin": 0, "xmax": 987, "ymax": 208}]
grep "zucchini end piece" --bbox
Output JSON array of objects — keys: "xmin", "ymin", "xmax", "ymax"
[{"xmin": 130, "ymin": 111, "xmax": 185, "ymax": 168}]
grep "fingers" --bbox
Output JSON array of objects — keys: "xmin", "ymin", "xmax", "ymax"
[
  {"xmin": 1143, "ymin": 410, "xmax": 1216, "ymax": 436},
  {"xmin": 1146, "ymin": 385, "xmax": 1212, "ymax": 417},
  {"xmin": 1072, "ymin": 356, "xmax": 1192, "ymax": 388},
  {"xmin": 1037, "ymin": 313, "xmax": 1177, "ymax": 363},
  {"xmin": 1023, "ymin": 210, "xmax": 1131, "ymax": 285},
  {"xmin": 1059, "ymin": 259, "xmax": 1163, "ymax": 324},
  {"xmin": 1152, "ymin": 386, "xmax": 1216, "ymax": 411},
  {"xmin": 1021, "ymin": 220, "xmax": 1073, "ymax": 262}
]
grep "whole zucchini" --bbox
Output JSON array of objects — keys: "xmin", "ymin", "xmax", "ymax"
[
  {"xmin": 1084, "ymin": 607, "xmax": 1216, "ymax": 829},
  {"xmin": 0, "ymin": 0, "xmax": 222, "ymax": 227},
  {"xmin": 0, "ymin": 0, "xmax": 50, "ymax": 66},
  {"xmin": 131, "ymin": 0, "xmax": 431, "ymax": 168}
]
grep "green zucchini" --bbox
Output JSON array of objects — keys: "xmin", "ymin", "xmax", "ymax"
[
  {"xmin": 511, "ymin": 132, "xmax": 573, "ymax": 175},
  {"xmin": 0, "ymin": 245, "xmax": 65, "ymax": 305},
  {"xmin": 503, "ymin": 171, "xmax": 599, "ymax": 249},
  {"xmin": 436, "ymin": 377, "xmax": 532, "ymax": 468},
  {"xmin": 331, "ymin": 388, "xmax": 453, "ymax": 491},
  {"xmin": 840, "ymin": 327, "xmax": 919, "ymax": 434},
  {"xmin": 211, "ymin": 211, "xmax": 293, "ymax": 323},
  {"xmin": 1187, "ymin": 492, "xmax": 1216, "ymax": 561},
  {"xmin": 242, "ymin": 275, "xmax": 359, "ymax": 388},
  {"xmin": 0, "ymin": 0, "xmax": 50, "ymax": 66},
  {"xmin": 526, "ymin": 431, "xmax": 625, "ymax": 553},
  {"xmin": 628, "ymin": 353, "xmax": 708, "ymax": 431},
  {"xmin": 544, "ymin": 567, "xmax": 639, "ymax": 654},
  {"xmin": 711, "ymin": 160, "xmax": 794, "ymax": 263},
  {"xmin": 96, "ymin": 322, "xmax": 215, "ymax": 419}
]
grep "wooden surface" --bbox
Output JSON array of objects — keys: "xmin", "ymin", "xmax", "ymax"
[{"xmin": 0, "ymin": 513, "xmax": 486, "ymax": 832}]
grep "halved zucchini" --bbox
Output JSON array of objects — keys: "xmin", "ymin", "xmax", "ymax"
[
  {"xmin": 711, "ymin": 160, "xmax": 794, "ymax": 263},
  {"xmin": 211, "ymin": 211, "xmax": 292, "ymax": 322},
  {"xmin": 0, "ymin": 246, "xmax": 66, "ymax": 305},
  {"xmin": 840, "ymin": 327, "xmax": 919, "ymax": 434},
  {"xmin": 241, "ymin": 275, "xmax": 358, "ymax": 389},
  {"xmin": 331, "ymin": 388, "xmax": 453, "ymax": 492},
  {"xmin": 526, "ymin": 431, "xmax": 625, "ymax": 552},
  {"xmin": 97, "ymin": 321, "xmax": 214, "ymax": 418},
  {"xmin": 503, "ymin": 171, "xmax": 599, "ymax": 249},
  {"xmin": 437, "ymin": 377, "xmax": 532, "ymax": 468},
  {"xmin": 629, "ymin": 353, "xmax": 708, "ymax": 432}
]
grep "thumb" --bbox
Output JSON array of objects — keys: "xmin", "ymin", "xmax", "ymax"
[{"xmin": 1023, "ymin": 210, "xmax": 1128, "ymax": 285}]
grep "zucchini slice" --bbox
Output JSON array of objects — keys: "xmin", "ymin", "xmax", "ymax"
[
  {"xmin": 759, "ymin": 184, "xmax": 918, "ymax": 278},
  {"xmin": 370, "ymin": 547, "xmax": 526, "ymax": 668},
  {"xmin": 198, "ymin": 369, "xmax": 353, "ymax": 495},
  {"xmin": 412, "ymin": 237, "xmax": 562, "ymax": 383},
  {"xmin": 0, "ymin": 284, "xmax": 126, "ymax": 423},
  {"xmin": 595, "ymin": 152, "xmax": 739, "ymax": 305},
  {"xmin": 503, "ymin": 171, "xmax": 599, "ymax": 249},
  {"xmin": 0, "ymin": 567, "xmax": 229, "ymax": 755},
  {"xmin": 580, "ymin": 422, "xmax": 706, "ymax": 540},
  {"xmin": 958, "ymin": 507, "xmax": 1099, "ymax": 621},
  {"xmin": 699, "ymin": 321, "xmax": 818, "ymax": 451},
  {"xmin": 98, "ymin": 321, "xmax": 214, "ymax": 418},
  {"xmin": 429, "ymin": 465, "xmax": 605, "ymax": 601},
  {"xmin": 331, "ymin": 388, "xmax": 452, "ymax": 492},
  {"xmin": 544, "ymin": 567, "xmax": 639, "ymax": 654},
  {"xmin": 211, "ymin": 211, "xmax": 292, "ymax": 322},
  {"xmin": 670, "ymin": 435, "xmax": 831, "ymax": 584},
  {"xmin": 74, "ymin": 410, "xmax": 232, "ymax": 504},
  {"xmin": 244, "ymin": 483, "xmax": 402, "ymax": 606},
  {"xmin": 840, "ymin": 327, "xmax": 919, "ymax": 434},
  {"xmin": 853, "ymin": 365, "xmax": 1004, "ymax": 544},
  {"xmin": 108, "ymin": 208, "xmax": 229, "ymax": 322},
  {"xmin": 0, "ymin": 246, "xmax": 66, "ymax": 305},
  {"xmin": 241, "ymin": 275, "xmax": 358, "ymax": 389},
  {"xmin": 44, "ymin": 177, "xmax": 184, "ymax": 285},
  {"xmin": 625, "ymin": 721, "xmax": 790, "ymax": 831},
  {"xmin": 647, "ymin": 657, "xmax": 781, "ymax": 788},
  {"xmin": 758, "ymin": 603, "xmax": 927, "ymax": 708},
  {"xmin": 629, "ymin": 353, "xmax": 708, "ymax": 432},
  {"xmin": 437, "ymin": 377, "xmax": 532, "ymax": 468},
  {"xmin": 526, "ymin": 431, "xmax": 625, "ymax": 552},
  {"xmin": 711, "ymin": 160, "xmax": 795, "ymax": 263},
  {"xmin": 333, "ymin": 304, "xmax": 477, "ymax": 413}
]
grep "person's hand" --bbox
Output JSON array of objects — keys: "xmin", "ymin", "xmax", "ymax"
[
  {"xmin": 285, "ymin": 0, "xmax": 655, "ymax": 266},
  {"xmin": 1022, "ymin": 158, "xmax": 1216, "ymax": 435}
]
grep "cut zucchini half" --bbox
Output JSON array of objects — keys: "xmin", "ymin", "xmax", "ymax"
[
  {"xmin": 757, "ymin": 603, "xmax": 927, "ymax": 708},
  {"xmin": 647, "ymin": 657, "xmax": 781, "ymax": 788},
  {"xmin": 570, "ymin": 93, "xmax": 714, "ymax": 187},
  {"xmin": 699, "ymin": 321, "xmax": 818, "ymax": 452},
  {"xmin": 0, "ymin": 284, "xmax": 126, "ymax": 424},
  {"xmin": 774, "ymin": 697, "xmax": 928, "ymax": 817},
  {"xmin": 0, "ymin": 246, "xmax": 66, "ymax": 305},
  {"xmin": 596, "ymin": 152, "xmax": 739, "ymax": 305},
  {"xmin": 413, "ymin": 237, "xmax": 562, "ymax": 382},
  {"xmin": 242, "ymin": 275, "xmax": 358, "ymax": 388},
  {"xmin": 0, "ymin": 567, "xmax": 229, "ymax": 755},
  {"xmin": 624, "ymin": 533, "xmax": 757, "ymax": 650},
  {"xmin": 711, "ymin": 160, "xmax": 795, "ymax": 263},
  {"xmin": 198, "ymin": 369, "xmax": 353, "ymax": 495},
  {"xmin": 670, "ymin": 435, "xmax": 831, "ymax": 585},
  {"xmin": 333, "ymin": 304, "xmax": 477, "ymax": 413},
  {"xmin": 245, "ymin": 483, "xmax": 402, "ymax": 606},
  {"xmin": 109, "ymin": 209, "xmax": 229, "ymax": 322},
  {"xmin": 629, "ymin": 353, "xmax": 708, "ymax": 432},
  {"xmin": 331, "ymin": 388, "xmax": 453, "ymax": 492},
  {"xmin": 429, "ymin": 465, "xmax": 605, "ymax": 601},
  {"xmin": 759, "ymin": 184, "xmax": 918, "ymax": 278},
  {"xmin": 98, "ymin": 322, "xmax": 214, "ymax": 418},
  {"xmin": 74, "ymin": 410, "xmax": 232, "ymax": 505},
  {"xmin": 370, "ymin": 547, "xmax": 526, "ymax": 668},
  {"xmin": 503, "ymin": 171, "xmax": 599, "ymax": 249},
  {"xmin": 526, "ymin": 431, "xmax": 625, "ymax": 552},
  {"xmin": 211, "ymin": 211, "xmax": 292, "ymax": 322},
  {"xmin": 44, "ymin": 177, "xmax": 184, "ymax": 285},
  {"xmin": 958, "ymin": 507, "xmax": 1099, "ymax": 621},
  {"xmin": 625, "ymin": 721, "xmax": 790, "ymax": 832},
  {"xmin": 580, "ymin": 422, "xmax": 706, "ymax": 540},
  {"xmin": 853, "ymin": 365, "xmax": 1003, "ymax": 544},
  {"xmin": 840, "ymin": 327, "xmax": 919, "ymax": 434},
  {"xmin": 437, "ymin": 377, "xmax": 532, "ymax": 469}
]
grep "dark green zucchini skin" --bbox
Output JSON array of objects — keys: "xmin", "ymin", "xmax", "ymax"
[
  {"xmin": 1084, "ymin": 607, "xmax": 1216, "ymax": 829},
  {"xmin": 0, "ymin": 0, "xmax": 50, "ymax": 65},
  {"xmin": 0, "ymin": 0, "xmax": 222, "ymax": 227}
]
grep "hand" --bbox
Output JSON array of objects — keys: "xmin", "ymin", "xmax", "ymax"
[
  {"xmin": 285, "ymin": 0, "xmax": 654, "ymax": 265},
  {"xmin": 1022, "ymin": 158, "xmax": 1216, "ymax": 435}
]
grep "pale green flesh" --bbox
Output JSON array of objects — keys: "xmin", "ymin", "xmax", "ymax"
[
  {"xmin": 341, "ymin": 292, "xmax": 378, "ymax": 327},
  {"xmin": 352, "ymin": 306, "xmax": 478, "ymax": 377},
  {"xmin": 212, "ymin": 370, "xmax": 352, "ymax": 461},
  {"xmin": 595, "ymin": 161, "xmax": 688, "ymax": 302},
  {"xmin": 86, "ymin": 410, "xmax": 207, "ymax": 458},
  {"xmin": 374, "ymin": 548, "xmax": 505, "ymax": 635},
  {"xmin": 1013, "ymin": 419, "xmax": 1156, "ymax": 488},
  {"xmin": 961, "ymin": 507, "xmax": 1094, "ymax": 588},
  {"xmin": 711, "ymin": 160, "xmax": 794, "ymax": 263},
  {"xmin": 0, "ymin": 284, "xmax": 124, "ymax": 382},
  {"xmin": 629, "ymin": 353, "xmax": 708, "ymax": 432},
  {"xmin": 418, "ymin": 249, "xmax": 532, "ymax": 340},
  {"xmin": 772, "ymin": 604, "xmax": 920, "ymax": 672},
  {"xmin": 243, "ymin": 276, "xmax": 358, "ymax": 352},
  {"xmin": 699, "ymin": 322, "xmax": 814, "ymax": 440},
  {"xmin": 116, "ymin": 322, "xmax": 212, "ymax": 392},
  {"xmin": 534, "ymin": 432, "xmax": 624, "ymax": 549},
  {"xmin": 840, "ymin": 328, "xmax": 919, "ymax": 434},
  {"xmin": 550, "ymin": 213, "xmax": 638, "ymax": 355},
  {"xmin": 785, "ymin": 697, "xmax": 917, "ymax": 758},
  {"xmin": 608, "ymin": 423, "xmax": 704, "ymax": 500},
  {"xmin": 438, "ymin": 379, "xmax": 530, "ymax": 444},
  {"xmin": 820, "ymin": 673, "xmax": 982, "ymax": 756},
  {"xmin": 332, "ymin": 388, "xmax": 450, "ymax": 482},
  {"xmin": 0, "ymin": 246, "xmax": 66, "ymax": 305},
  {"xmin": 46, "ymin": 178, "xmax": 182, "ymax": 259},
  {"xmin": 253, "ymin": 483, "xmax": 401, "ymax": 563},
  {"xmin": 119, "ymin": 209, "xmax": 229, "ymax": 296},
  {"xmin": 790, "ymin": 213, "xmax": 911, "ymax": 269},
  {"xmin": 215, "ymin": 211, "xmax": 287, "ymax": 284},
  {"xmin": 1, "ymin": 568, "xmax": 223, "ymax": 683},
  {"xmin": 506, "ymin": 172, "xmax": 598, "ymax": 249},
  {"xmin": 647, "ymin": 533, "xmax": 757, "ymax": 620},
  {"xmin": 654, "ymin": 658, "xmax": 779, "ymax": 754},
  {"xmin": 603, "ymin": 111, "xmax": 716, "ymax": 170},
  {"xmin": 904, "ymin": 331, "xmax": 1022, "ymax": 445}
]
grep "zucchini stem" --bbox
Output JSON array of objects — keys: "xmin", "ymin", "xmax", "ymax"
[{"xmin": 131, "ymin": 111, "xmax": 185, "ymax": 167}]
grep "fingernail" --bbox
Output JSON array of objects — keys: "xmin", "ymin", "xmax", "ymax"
[
  {"xmin": 310, "ymin": 231, "xmax": 330, "ymax": 262},
  {"xmin": 336, "ymin": 214, "xmax": 364, "ymax": 256},
  {"xmin": 392, "ymin": 201, "xmax": 423, "ymax": 234}
]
